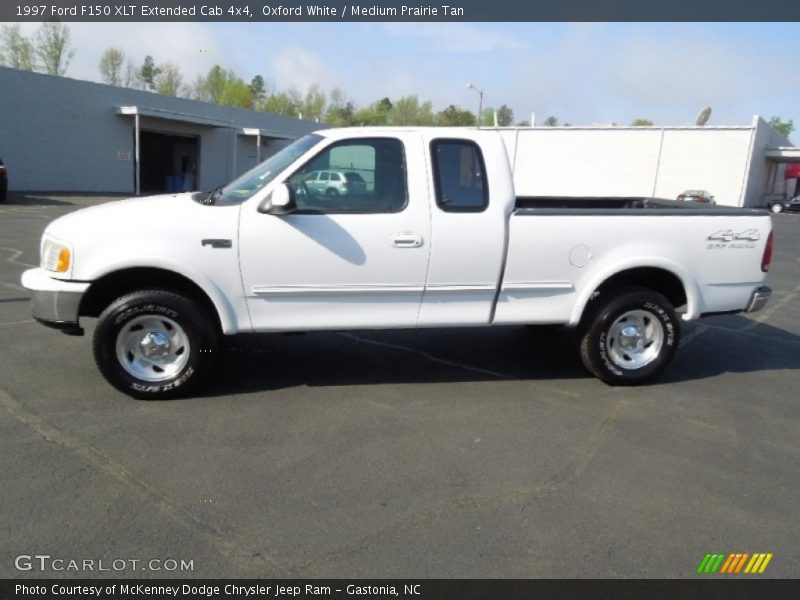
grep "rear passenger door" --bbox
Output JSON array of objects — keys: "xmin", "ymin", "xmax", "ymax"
[{"xmin": 418, "ymin": 136, "xmax": 510, "ymax": 326}]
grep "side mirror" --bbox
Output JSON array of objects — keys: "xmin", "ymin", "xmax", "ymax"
[{"xmin": 258, "ymin": 183, "xmax": 296, "ymax": 215}]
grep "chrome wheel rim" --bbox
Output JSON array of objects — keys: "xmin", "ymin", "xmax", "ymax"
[
  {"xmin": 770, "ymin": 204, "xmax": 782, "ymax": 213},
  {"xmin": 605, "ymin": 309, "xmax": 664, "ymax": 370},
  {"xmin": 115, "ymin": 315, "xmax": 190, "ymax": 382}
]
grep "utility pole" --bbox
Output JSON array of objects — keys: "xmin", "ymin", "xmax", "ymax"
[{"xmin": 466, "ymin": 83, "xmax": 483, "ymax": 128}]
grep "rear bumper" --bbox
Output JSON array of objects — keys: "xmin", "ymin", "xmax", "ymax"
[
  {"xmin": 21, "ymin": 268, "xmax": 90, "ymax": 335},
  {"xmin": 745, "ymin": 286, "xmax": 772, "ymax": 313}
]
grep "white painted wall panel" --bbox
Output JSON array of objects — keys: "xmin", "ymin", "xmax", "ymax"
[
  {"xmin": 653, "ymin": 129, "xmax": 752, "ymax": 206},
  {"xmin": 512, "ymin": 129, "xmax": 663, "ymax": 197}
]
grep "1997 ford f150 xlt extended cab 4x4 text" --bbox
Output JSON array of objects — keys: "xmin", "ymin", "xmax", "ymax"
[{"xmin": 22, "ymin": 127, "xmax": 774, "ymax": 398}]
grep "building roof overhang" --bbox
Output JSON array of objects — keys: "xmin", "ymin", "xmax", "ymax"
[
  {"xmin": 765, "ymin": 147, "xmax": 800, "ymax": 162},
  {"xmin": 116, "ymin": 106, "xmax": 294, "ymax": 139}
]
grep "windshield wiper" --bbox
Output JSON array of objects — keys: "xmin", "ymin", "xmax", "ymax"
[{"xmin": 202, "ymin": 185, "xmax": 224, "ymax": 206}]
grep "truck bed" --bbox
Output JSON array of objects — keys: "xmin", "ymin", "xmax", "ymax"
[
  {"xmin": 496, "ymin": 199, "xmax": 772, "ymax": 326},
  {"xmin": 514, "ymin": 196, "xmax": 767, "ymax": 215}
]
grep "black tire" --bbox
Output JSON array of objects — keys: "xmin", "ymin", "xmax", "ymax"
[
  {"xmin": 769, "ymin": 202, "xmax": 784, "ymax": 214},
  {"xmin": 326, "ymin": 187, "xmax": 339, "ymax": 197},
  {"xmin": 93, "ymin": 290, "xmax": 218, "ymax": 399},
  {"xmin": 579, "ymin": 286, "xmax": 680, "ymax": 385}
]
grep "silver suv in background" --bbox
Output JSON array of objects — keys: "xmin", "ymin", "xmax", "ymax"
[{"xmin": 304, "ymin": 170, "xmax": 368, "ymax": 196}]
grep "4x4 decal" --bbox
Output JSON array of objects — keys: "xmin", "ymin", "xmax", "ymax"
[{"xmin": 707, "ymin": 229, "xmax": 760, "ymax": 249}]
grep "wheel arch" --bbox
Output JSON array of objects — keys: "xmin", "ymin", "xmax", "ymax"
[
  {"xmin": 79, "ymin": 266, "xmax": 237, "ymax": 334},
  {"xmin": 571, "ymin": 260, "xmax": 700, "ymax": 326}
]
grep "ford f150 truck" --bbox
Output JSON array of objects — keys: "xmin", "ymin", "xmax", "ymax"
[{"xmin": 21, "ymin": 127, "xmax": 774, "ymax": 399}]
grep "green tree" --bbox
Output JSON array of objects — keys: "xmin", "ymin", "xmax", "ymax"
[
  {"xmin": 632, "ymin": 118, "xmax": 654, "ymax": 126},
  {"xmin": 35, "ymin": 22, "xmax": 74, "ymax": 76},
  {"xmin": 205, "ymin": 65, "xmax": 231, "ymax": 102},
  {"xmin": 768, "ymin": 116, "xmax": 794, "ymax": 138},
  {"xmin": 0, "ymin": 25, "xmax": 35, "ymax": 70},
  {"xmin": 263, "ymin": 92, "xmax": 299, "ymax": 117},
  {"xmin": 98, "ymin": 47, "xmax": 125, "ymax": 86},
  {"xmin": 219, "ymin": 77, "xmax": 253, "ymax": 108},
  {"xmin": 436, "ymin": 105, "xmax": 476, "ymax": 126},
  {"xmin": 187, "ymin": 74, "xmax": 210, "ymax": 101},
  {"xmin": 123, "ymin": 59, "xmax": 138, "ymax": 88},
  {"xmin": 376, "ymin": 97, "xmax": 393, "ymax": 124},
  {"xmin": 497, "ymin": 105, "xmax": 514, "ymax": 127},
  {"xmin": 155, "ymin": 61, "xmax": 182, "ymax": 96},
  {"xmin": 139, "ymin": 55, "xmax": 160, "ymax": 90},
  {"xmin": 300, "ymin": 84, "xmax": 326, "ymax": 121},
  {"xmin": 390, "ymin": 95, "xmax": 435, "ymax": 126},
  {"xmin": 516, "ymin": 120, "xmax": 531, "ymax": 127},
  {"xmin": 353, "ymin": 105, "xmax": 379, "ymax": 125},
  {"xmin": 249, "ymin": 75, "xmax": 267, "ymax": 102},
  {"xmin": 324, "ymin": 87, "xmax": 355, "ymax": 126},
  {"xmin": 543, "ymin": 116, "xmax": 559, "ymax": 127},
  {"xmin": 481, "ymin": 107, "xmax": 495, "ymax": 126},
  {"xmin": 353, "ymin": 97, "xmax": 393, "ymax": 126}
]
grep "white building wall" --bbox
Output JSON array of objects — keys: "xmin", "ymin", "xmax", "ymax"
[
  {"xmin": 653, "ymin": 129, "xmax": 752, "ymax": 206},
  {"xmin": 501, "ymin": 124, "xmax": 765, "ymax": 207},
  {"xmin": 512, "ymin": 129, "xmax": 663, "ymax": 197}
]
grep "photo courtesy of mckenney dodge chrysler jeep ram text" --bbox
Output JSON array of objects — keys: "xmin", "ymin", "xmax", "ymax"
[{"xmin": 22, "ymin": 127, "xmax": 774, "ymax": 399}]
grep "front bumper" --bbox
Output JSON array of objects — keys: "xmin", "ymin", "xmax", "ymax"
[
  {"xmin": 745, "ymin": 286, "xmax": 772, "ymax": 313},
  {"xmin": 21, "ymin": 268, "xmax": 90, "ymax": 335}
]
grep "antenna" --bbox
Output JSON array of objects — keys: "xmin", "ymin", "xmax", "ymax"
[{"xmin": 695, "ymin": 106, "xmax": 712, "ymax": 126}]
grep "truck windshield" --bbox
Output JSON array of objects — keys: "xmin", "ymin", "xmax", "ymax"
[{"xmin": 212, "ymin": 134, "xmax": 323, "ymax": 204}]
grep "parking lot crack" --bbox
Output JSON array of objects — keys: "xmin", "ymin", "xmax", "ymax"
[
  {"xmin": 0, "ymin": 246, "xmax": 37, "ymax": 269},
  {"xmin": 0, "ymin": 387, "xmax": 302, "ymax": 577}
]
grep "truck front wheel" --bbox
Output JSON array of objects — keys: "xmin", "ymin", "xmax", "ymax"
[
  {"xmin": 93, "ymin": 290, "xmax": 218, "ymax": 399},
  {"xmin": 579, "ymin": 286, "xmax": 680, "ymax": 385}
]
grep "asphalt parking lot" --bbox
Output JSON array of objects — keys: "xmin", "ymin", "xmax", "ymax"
[{"xmin": 1, "ymin": 192, "xmax": 798, "ymax": 579}]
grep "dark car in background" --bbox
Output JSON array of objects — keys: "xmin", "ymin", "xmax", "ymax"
[
  {"xmin": 677, "ymin": 189, "xmax": 715, "ymax": 204},
  {"xmin": 767, "ymin": 195, "xmax": 800, "ymax": 213},
  {"xmin": 0, "ymin": 157, "xmax": 7, "ymax": 202}
]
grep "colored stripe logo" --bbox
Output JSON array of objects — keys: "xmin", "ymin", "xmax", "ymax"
[{"xmin": 697, "ymin": 552, "xmax": 773, "ymax": 574}]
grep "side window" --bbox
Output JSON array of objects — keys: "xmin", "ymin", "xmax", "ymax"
[
  {"xmin": 320, "ymin": 172, "xmax": 329, "ymax": 181},
  {"xmin": 287, "ymin": 138, "xmax": 407, "ymax": 213},
  {"xmin": 431, "ymin": 140, "xmax": 488, "ymax": 212}
]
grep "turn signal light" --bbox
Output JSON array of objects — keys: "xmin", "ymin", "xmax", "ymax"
[{"xmin": 56, "ymin": 247, "xmax": 71, "ymax": 272}]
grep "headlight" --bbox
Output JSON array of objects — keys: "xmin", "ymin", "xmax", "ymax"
[{"xmin": 41, "ymin": 237, "xmax": 72, "ymax": 273}]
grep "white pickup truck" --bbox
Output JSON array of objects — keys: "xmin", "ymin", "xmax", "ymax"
[{"xmin": 22, "ymin": 127, "xmax": 774, "ymax": 399}]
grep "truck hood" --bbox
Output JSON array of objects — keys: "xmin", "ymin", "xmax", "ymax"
[
  {"xmin": 45, "ymin": 193, "xmax": 200, "ymax": 240},
  {"xmin": 41, "ymin": 192, "xmax": 241, "ymax": 282}
]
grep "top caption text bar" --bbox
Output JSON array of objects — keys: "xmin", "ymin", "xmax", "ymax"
[{"xmin": 5, "ymin": 0, "xmax": 800, "ymax": 22}]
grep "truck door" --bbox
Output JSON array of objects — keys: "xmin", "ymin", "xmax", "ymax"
[
  {"xmin": 239, "ymin": 133, "xmax": 431, "ymax": 331},
  {"xmin": 418, "ymin": 135, "xmax": 512, "ymax": 326}
]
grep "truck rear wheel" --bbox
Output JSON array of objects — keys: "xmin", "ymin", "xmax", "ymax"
[
  {"xmin": 579, "ymin": 286, "xmax": 679, "ymax": 385},
  {"xmin": 93, "ymin": 290, "xmax": 218, "ymax": 399}
]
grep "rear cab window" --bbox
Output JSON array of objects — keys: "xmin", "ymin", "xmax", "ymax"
[{"xmin": 431, "ymin": 139, "xmax": 489, "ymax": 212}]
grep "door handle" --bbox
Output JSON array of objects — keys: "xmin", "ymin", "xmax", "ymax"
[{"xmin": 391, "ymin": 233, "xmax": 423, "ymax": 248}]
